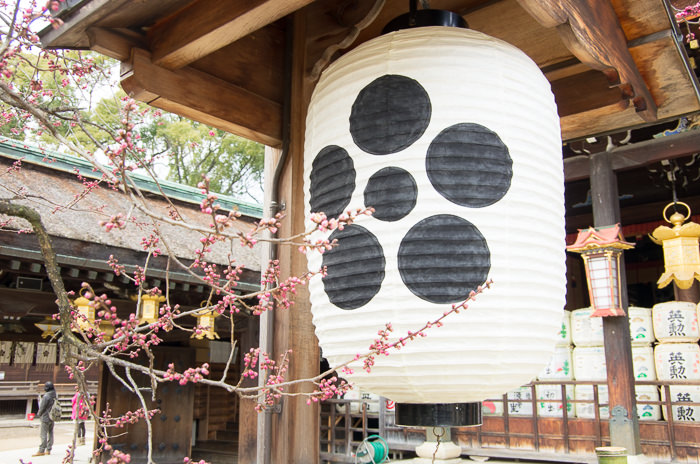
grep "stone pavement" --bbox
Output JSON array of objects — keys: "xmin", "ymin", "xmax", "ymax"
[{"xmin": 0, "ymin": 418, "xmax": 94, "ymax": 464}]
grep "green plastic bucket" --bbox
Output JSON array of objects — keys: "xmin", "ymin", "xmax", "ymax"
[{"xmin": 595, "ymin": 446, "xmax": 627, "ymax": 464}]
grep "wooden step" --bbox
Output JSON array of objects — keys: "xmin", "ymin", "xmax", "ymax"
[
  {"xmin": 214, "ymin": 429, "xmax": 237, "ymax": 441},
  {"xmin": 193, "ymin": 440, "xmax": 238, "ymax": 453},
  {"xmin": 190, "ymin": 449, "xmax": 239, "ymax": 464}
]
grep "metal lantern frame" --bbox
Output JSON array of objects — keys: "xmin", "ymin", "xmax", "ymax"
[
  {"xmin": 99, "ymin": 320, "xmax": 116, "ymax": 340},
  {"xmin": 567, "ymin": 224, "xmax": 634, "ymax": 317},
  {"xmin": 35, "ymin": 317, "xmax": 61, "ymax": 338},
  {"xmin": 650, "ymin": 201, "xmax": 700, "ymax": 290},
  {"xmin": 192, "ymin": 306, "xmax": 220, "ymax": 340},
  {"xmin": 139, "ymin": 294, "xmax": 165, "ymax": 325},
  {"xmin": 73, "ymin": 288, "xmax": 95, "ymax": 331}
]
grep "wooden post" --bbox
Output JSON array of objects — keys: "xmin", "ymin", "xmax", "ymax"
[
  {"xmin": 238, "ymin": 316, "xmax": 260, "ymax": 464},
  {"xmin": 267, "ymin": 10, "xmax": 320, "ymax": 464},
  {"xmin": 674, "ymin": 281, "xmax": 700, "ymax": 303},
  {"xmin": 589, "ymin": 152, "xmax": 642, "ymax": 455}
]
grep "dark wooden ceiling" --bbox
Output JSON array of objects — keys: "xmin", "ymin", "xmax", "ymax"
[{"xmin": 40, "ymin": 0, "xmax": 700, "ymax": 147}]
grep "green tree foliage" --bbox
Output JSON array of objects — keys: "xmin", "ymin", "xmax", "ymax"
[
  {"xmin": 143, "ymin": 114, "xmax": 264, "ymax": 202},
  {"xmin": 1, "ymin": 50, "xmax": 264, "ymax": 203}
]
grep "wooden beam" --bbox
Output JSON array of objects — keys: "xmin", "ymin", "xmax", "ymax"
[
  {"xmin": 148, "ymin": 0, "xmax": 315, "ymax": 70},
  {"xmin": 517, "ymin": 0, "xmax": 658, "ymax": 121},
  {"xmin": 121, "ymin": 49, "xmax": 282, "ymax": 147},
  {"xmin": 86, "ymin": 27, "xmax": 144, "ymax": 62},
  {"xmin": 552, "ymin": 70, "xmax": 629, "ymax": 117},
  {"xmin": 564, "ymin": 129, "xmax": 700, "ymax": 181}
]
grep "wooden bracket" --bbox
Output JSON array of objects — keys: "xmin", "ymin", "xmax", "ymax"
[
  {"xmin": 121, "ymin": 49, "xmax": 282, "ymax": 147},
  {"xmin": 517, "ymin": 0, "xmax": 658, "ymax": 122}
]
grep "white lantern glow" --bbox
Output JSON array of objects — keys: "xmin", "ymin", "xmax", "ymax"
[{"xmin": 303, "ymin": 27, "xmax": 565, "ymax": 422}]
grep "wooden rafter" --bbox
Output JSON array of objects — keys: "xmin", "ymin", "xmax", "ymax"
[
  {"xmin": 87, "ymin": 27, "xmax": 145, "ymax": 61},
  {"xmin": 148, "ymin": 0, "xmax": 315, "ymax": 70},
  {"xmin": 564, "ymin": 129, "xmax": 700, "ymax": 181},
  {"xmin": 517, "ymin": 0, "xmax": 658, "ymax": 122},
  {"xmin": 121, "ymin": 49, "xmax": 282, "ymax": 147}
]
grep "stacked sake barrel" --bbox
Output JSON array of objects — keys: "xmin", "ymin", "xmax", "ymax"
[
  {"xmin": 483, "ymin": 311, "xmax": 573, "ymax": 417},
  {"xmin": 571, "ymin": 307, "xmax": 660, "ymax": 420},
  {"xmin": 337, "ymin": 389, "xmax": 381, "ymax": 414},
  {"xmin": 653, "ymin": 301, "xmax": 700, "ymax": 422},
  {"xmin": 534, "ymin": 310, "xmax": 574, "ymax": 417},
  {"xmin": 571, "ymin": 307, "xmax": 607, "ymax": 419}
]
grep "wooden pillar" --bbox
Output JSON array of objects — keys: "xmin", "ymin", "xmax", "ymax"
[
  {"xmin": 238, "ymin": 316, "xmax": 260, "ymax": 464},
  {"xmin": 268, "ymin": 9, "xmax": 320, "ymax": 464},
  {"xmin": 589, "ymin": 152, "xmax": 642, "ymax": 455},
  {"xmin": 674, "ymin": 281, "xmax": 700, "ymax": 303}
]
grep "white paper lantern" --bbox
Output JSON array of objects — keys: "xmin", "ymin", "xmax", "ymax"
[{"xmin": 303, "ymin": 27, "xmax": 564, "ymax": 418}]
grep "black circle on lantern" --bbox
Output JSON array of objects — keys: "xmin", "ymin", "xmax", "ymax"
[
  {"xmin": 350, "ymin": 75, "xmax": 431, "ymax": 156},
  {"xmin": 395, "ymin": 402, "xmax": 482, "ymax": 427},
  {"xmin": 383, "ymin": 10, "xmax": 468, "ymax": 34},
  {"xmin": 364, "ymin": 166, "xmax": 417, "ymax": 221},
  {"xmin": 322, "ymin": 224, "xmax": 385, "ymax": 310},
  {"xmin": 398, "ymin": 214, "xmax": 490, "ymax": 303},
  {"xmin": 309, "ymin": 145, "xmax": 356, "ymax": 218},
  {"xmin": 426, "ymin": 122, "xmax": 512, "ymax": 208}
]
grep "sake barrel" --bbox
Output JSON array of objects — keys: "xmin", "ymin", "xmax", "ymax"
[
  {"xmin": 536, "ymin": 384, "xmax": 574, "ymax": 417},
  {"xmin": 482, "ymin": 398, "xmax": 503, "ymax": 416},
  {"xmin": 506, "ymin": 386, "xmax": 533, "ymax": 416},
  {"xmin": 557, "ymin": 310, "xmax": 572, "ymax": 346},
  {"xmin": 336, "ymin": 388, "xmax": 361, "ymax": 414},
  {"xmin": 571, "ymin": 308, "xmax": 604, "ymax": 346},
  {"xmin": 573, "ymin": 346, "xmax": 607, "ymax": 380},
  {"xmin": 652, "ymin": 301, "xmax": 699, "ymax": 343},
  {"xmin": 635, "ymin": 385, "xmax": 661, "ymax": 421},
  {"xmin": 661, "ymin": 386, "xmax": 700, "ymax": 422},
  {"xmin": 538, "ymin": 345, "xmax": 573, "ymax": 380},
  {"xmin": 654, "ymin": 343, "xmax": 700, "ymax": 381},
  {"xmin": 628, "ymin": 306, "xmax": 655, "ymax": 345},
  {"xmin": 359, "ymin": 391, "xmax": 381, "ymax": 414},
  {"xmin": 632, "ymin": 345, "xmax": 657, "ymax": 381},
  {"xmin": 336, "ymin": 389, "xmax": 380, "ymax": 414},
  {"xmin": 574, "ymin": 384, "xmax": 608, "ymax": 419}
]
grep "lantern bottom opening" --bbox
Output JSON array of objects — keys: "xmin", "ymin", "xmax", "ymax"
[{"xmin": 395, "ymin": 402, "xmax": 482, "ymax": 427}]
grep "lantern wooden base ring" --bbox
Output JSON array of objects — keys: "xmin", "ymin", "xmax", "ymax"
[{"xmin": 395, "ymin": 402, "xmax": 482, "ymax": 427}]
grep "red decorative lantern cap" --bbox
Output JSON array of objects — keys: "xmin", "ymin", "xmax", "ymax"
[{"xmin": 566, "ymin": 224, "xmax": 634, "ymax": 253}]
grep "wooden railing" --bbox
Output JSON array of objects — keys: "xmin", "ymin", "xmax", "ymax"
[{"xmin": 321, "ymin": 380, "xmax": 700, "ymax": 463}]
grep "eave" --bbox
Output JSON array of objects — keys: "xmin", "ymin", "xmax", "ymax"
[{"xmin": 40, "ymin": 0, "xmax": 700, "ymax": 146}]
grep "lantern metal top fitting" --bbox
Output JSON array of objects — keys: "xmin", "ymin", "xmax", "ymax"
[
  {"xmin": 650, "ymin": 201, "xmax": 700, "ymax": 290},
  {"xmin": 567, "ymin": 224, "xmax": 634, "ymax": 317}
]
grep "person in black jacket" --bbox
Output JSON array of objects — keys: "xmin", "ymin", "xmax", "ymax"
[{"xmin": 33, "ymin": 381, "xmax": 57, "ymax": 456}]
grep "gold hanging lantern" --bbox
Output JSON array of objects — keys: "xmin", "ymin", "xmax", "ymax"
[
  {"xmin": 192, "ymin": 302, "xmax": 219, "ymax": 340},
  {"xmin": 567, "ymin": 224, "xmax": 634, "ymax": 317},
  {"xmin": 139, "ymin": 294, "xmax": 165, "ymax": 325},
  {"xmin": 73, "ymin": 289, "xmax": 95, "ymax": 331},
  {"xmin": 650, "ymin": 201, "xmax": 700, "ymax": 289},
  {"xmin": 99, "ymin": 320, "xmax": 116, "ymax": 341},
  {"xmin": 34, "ymin": 317, "xmax": 61, "ymax": 338}
]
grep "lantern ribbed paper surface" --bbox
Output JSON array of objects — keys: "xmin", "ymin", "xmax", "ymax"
[{"xmin": 303, "ymin": 27, "xmax": 565, "ymax": 403}]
